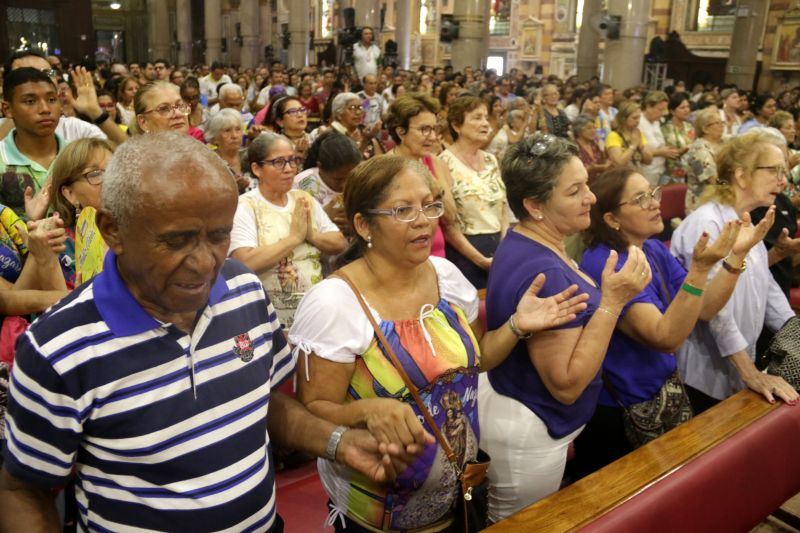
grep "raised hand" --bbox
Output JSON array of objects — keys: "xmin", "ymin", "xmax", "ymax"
[
  {"xmin": 24, "ymin": 183, "xmax": 51, "ymax": 221},
  {"xmin": 774, "ymin": 227, "xmax": 800, "ymax": 258},
  {"xmin": 66, "ymin": 66, "xmax": 103, "ymax": 120},
  {"xmin": 733, "ymin": 207, "xmax": 775, "ymax": 256},
  {"xmin": 512, "ymin": 273, "xmax": 589, "ymax": 335},
  {"xmin": 600, "ymin": 246, "xmax": 652, "ymax": 311},
  {"xmin": 692, "ymin": 220, "xmax": 740, "ymax": 271}
]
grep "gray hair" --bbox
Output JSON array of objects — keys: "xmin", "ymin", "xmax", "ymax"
[
  {"xmin": 102, "ymin": 132, "xmax": 230, "ymax": 228},
  {"xmin": 205, "ymin": 108, "xmax": 243, "ymax": 143},
  {"xmin": 508, "ymin": 109, "xmax": 526, "ymax": 127},
  {"xmin": 501, "ymin": 133, "xmax": 579, "ymax": 221},
  {"xmin": 331, "ymin": 92, "xmax": 360, "ymax": 120},
  {"xmin": 571, "ymin": 113, "xmax": 595, "ymax": 135},
  {"xmin": 247, "ymin": 131, "xmax": 292, "ymax": 167},
  {"xmin": 218, "ymin": 83, "xmax": 243, "ymax": 100}
]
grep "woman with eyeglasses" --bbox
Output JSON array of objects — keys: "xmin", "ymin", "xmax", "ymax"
[
  {"xmin": 312, "ymin": 92, "xmax": 384, "ymax": 160},
  {"xmin": 683, "ymin": 106, "xmax": 726, "ymax": 213},
  {"xmin": 569, "ymin": 167, "xmax": 755, "ymax": 478},
  {"xmin": 49, "ymin": 138, "xmax": 114, "ymax": 286},
  {"xmin": 670, "ymin": 130, "xmax": 799, "ymax": 414},
  {"xmin": 266, "ymin": 96, "xmax": 312, "ymax": 160},
  {"xmin": 289, "ymin": 154, "xmax": 587, "ymax": 532},
  {"xmin": 230, "ymin": 133, "xmax": 347, "ymax": 329},
  {"xmin": 386, "ymin": 93, "xmax": 463, "ymax": 259},
  {"xmin": 478, "ymin": 134, "xmax": 652, "ymax": 522},
  {"xmin": 130, "ymin": 81, "xmax": 190, "ymax": 135},
  {"xmin": 439, "ymin": 95, "xmax": 510, "ymax": 289}
]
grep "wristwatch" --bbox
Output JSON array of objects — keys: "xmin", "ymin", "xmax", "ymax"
[
  {"xmin": 325, "ymin": 425, "xmax": 348, "ymax": 462},
  {"xmin": 91, "ymin": 111, "xmax": 110, "ymax": 125}
]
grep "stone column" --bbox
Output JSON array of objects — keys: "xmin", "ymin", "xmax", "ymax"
[
  {"xmin": 355, "ymin": 0, "xmax": 380, "ymax": 29},
  {"xmin": 176, "ymin": 0, "xmax": 192, "ymax": 66},
  {"xmin": 451, "ymin": 0, "xmax": 486, "ymax": 72},
  {"xmin": 205, "ymin": 0, "xmax": 223, "ymax": 65},
  {"xmin": 239, "ymin": 0, "xmax": 260, "ymax": 68},
  {"xmin": 288, "ymin": 0, "xmax": 309, "ymax": 68},
  {"xmin": 724, "ymin": 0, "xmax": 767, "ymax": 89},
  {"xmin": 395, "ymin": 0, "xmax": 412, "ymax": 69},
  {"xmin": 603, "ymin": 0, "xmax": 650, "ymax": 89},
  {"xmin": 576, "ymin": 0, "xmax": 601, "ymax": 82},
  {"xmin": 147, "ymin": 0, "xmax": 170, "ymax": 60},
  {"xmin": 259, "ymin": 0, "xmax": 272, "ymax": 65}
]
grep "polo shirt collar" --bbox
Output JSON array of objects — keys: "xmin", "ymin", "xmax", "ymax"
[
  {"xmin": 3, "ymin": 129, "xmax": 65, "ymax": 168},
  {"xmin": 93, "ymin": 252, "xmax": 230, "ymax": 337}
]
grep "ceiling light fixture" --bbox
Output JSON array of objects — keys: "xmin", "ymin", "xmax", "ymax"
[{"xmin": 110, "ymin": 2, "xmax": 121, "ymax": 9}]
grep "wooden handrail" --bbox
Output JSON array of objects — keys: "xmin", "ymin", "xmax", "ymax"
[{"xmin": 487, "ymin": 390, "xmax": 781, "ymax": 532}]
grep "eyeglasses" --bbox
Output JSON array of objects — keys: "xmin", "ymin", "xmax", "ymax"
[
  {"xmin": 345, "ymin": 104, "xmax": 363, "ymax": 112},
  {"xmin": 141, "ymin": 102, "xmax": 191, "ymax": 117},
  {"xmin": 40, "ymin": 68, "xmax": 59, "ymax": 78},
  {"xmin": 529, "ymin": 134, "xmax": 557, "ymax": 157},
  {"xmin": 73, "ymin": 168, "xmax": 105, "ymax": 186},
  {"xmin": 366, "ymin": 201, "xmax": 445, "ymax": 222},
  {"xmin": 618, "ymin": 186, "xmax": 663, "ymax": 209},
  {"xmin": 409, "ymin": 125, "xmax": 437, "ymax": 137},
  {"xmin": 755, "ymin": 166, "xmax": 788, "ymax": 181},
  {"xmin": 283, "ymin": 106, "xmax": 308, "ymax": 117},
  {"xmin": 257, "ymin": 156, "xmax": 304, "ymax": 170}
]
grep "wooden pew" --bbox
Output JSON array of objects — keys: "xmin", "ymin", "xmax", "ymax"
[{"xmin": 487, "ymin": 390, "xmax": 800, "ymax": 532}]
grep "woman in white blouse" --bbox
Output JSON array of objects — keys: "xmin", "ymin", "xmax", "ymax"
[
  {"xmin": 229, "ymin": 133, "xmax": 346, "ymax": 329},
  {"xmin": 670, "ymin": 129, "xmax": 800, "ymax": 412}
]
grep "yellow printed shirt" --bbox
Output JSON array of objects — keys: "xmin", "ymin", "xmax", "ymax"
[{"xmin": 439, "ymin": 149, "xmax": 506, "ymax": 235}]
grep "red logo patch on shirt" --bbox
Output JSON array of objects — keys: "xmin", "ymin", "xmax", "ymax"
[{"xmin": 233, "ymin": 332, "xmax": 254, "ymax": 362}]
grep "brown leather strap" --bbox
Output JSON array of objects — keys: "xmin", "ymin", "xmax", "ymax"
[{"xmin": 335, "ymin": 270, "xmax": 460, "ymax": 470}]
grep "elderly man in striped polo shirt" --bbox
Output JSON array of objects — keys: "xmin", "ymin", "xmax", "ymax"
[{"xmin": 0, "ymin": 132, "xmax": 425, "ymax": 532}]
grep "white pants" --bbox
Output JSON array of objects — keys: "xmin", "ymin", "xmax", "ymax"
[{"xmin": 478, "ymin": 373, "xmax": 583, "ymax": 523}]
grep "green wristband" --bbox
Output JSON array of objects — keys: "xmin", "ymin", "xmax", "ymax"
[{"xmin": 681, "ymin": 282, "xmax": 704, "ymax": 296}]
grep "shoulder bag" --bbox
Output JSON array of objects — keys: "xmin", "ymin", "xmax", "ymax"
[{"xmin": 336, "ymin": 271, "xmax": 490, "ymax": 533}]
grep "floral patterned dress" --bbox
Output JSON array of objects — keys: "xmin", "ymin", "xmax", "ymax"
[{"xmin": 661, "ymin": 120, "xmax": 696, "ymax": 183}]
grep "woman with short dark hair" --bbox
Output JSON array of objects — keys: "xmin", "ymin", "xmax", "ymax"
[{"xmin": 479, "ymin": 134, "xmax": 651, "ymax": 521}]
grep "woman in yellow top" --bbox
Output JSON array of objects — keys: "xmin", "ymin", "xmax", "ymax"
[
  {"xmin": 229, "ymin": 133, "xmax": 347, "ymax": 329},
  {"xmin": 606, "ymin": 101, "xmax": 653, "ymax": 170}
]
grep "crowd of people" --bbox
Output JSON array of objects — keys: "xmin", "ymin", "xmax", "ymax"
[{"xmin": 1, "ymin": 35, "xmax": 800, "ymax": 532}]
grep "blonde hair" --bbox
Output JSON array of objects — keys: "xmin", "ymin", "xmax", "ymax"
[
  {"xmin": 129, "ymin": 81, "xmax": 180, "ymax": 135},
  {"xmin": 699, "ymin": 130, "xmax": 784, "ymax": 206},
  {"xmin": 694, "ymin": 106, "xmax": 720, "ymax": 136},
  {"xmin": 612, "ymin": 101, "xmax": 641, "ymax": 133},
  {"xmin": 49, "ymin": 138, "xmax": 115, "ymax": 227}
]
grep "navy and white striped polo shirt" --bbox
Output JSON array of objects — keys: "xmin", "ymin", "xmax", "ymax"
[{"xmin": 3, "ymin": 253, "xmax": 294, "ymax": 532}]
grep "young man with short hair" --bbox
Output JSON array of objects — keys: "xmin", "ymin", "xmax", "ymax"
[{"xmin": 0, "ymin": 68, "xmax": 65, "ymax": 219}]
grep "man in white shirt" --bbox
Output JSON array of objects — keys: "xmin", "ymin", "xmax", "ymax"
[
  {"xmin": 356, "ymin": 74, "xmax": 385, "ymax": 132},
  {"xmin": 353, "ymin": 27, "xmax": 381, "ymax": 82},
  {"xmin": 199, "ymin": 61, "xmax": 232, "ymax": 107}
]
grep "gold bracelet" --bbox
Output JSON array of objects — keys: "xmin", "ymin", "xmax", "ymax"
[{"xmin": 597, "ymin": 306, "xmax": 619, "ymax": 319}]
